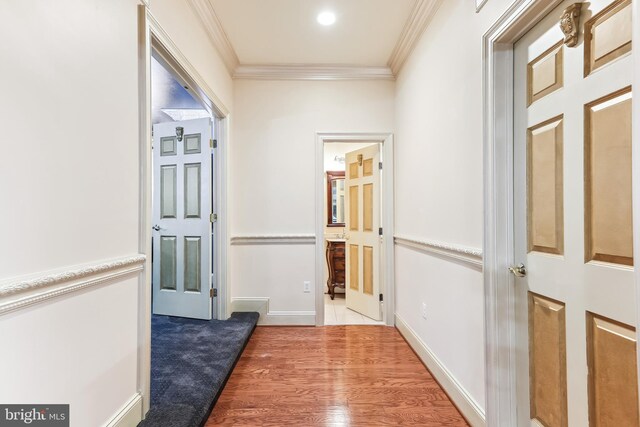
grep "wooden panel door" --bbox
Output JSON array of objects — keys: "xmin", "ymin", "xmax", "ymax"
[
  {"xmin": 513, "ymin": 1, "xmax": 636, "ymax": 426},
  {"xmin": 152, "ymin": 117, "xmax": 213, "ymax": 320},
  {"xmin": 345, "ymin": 144, "xmax": 381, "ymax": 321}
]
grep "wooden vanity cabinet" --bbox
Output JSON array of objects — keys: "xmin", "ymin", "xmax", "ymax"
[{"xmin": 326, "ymin": 240, "xmax": 346, "ymax": 300}]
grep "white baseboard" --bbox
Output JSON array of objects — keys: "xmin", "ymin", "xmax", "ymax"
[
  {"xmin": 103, "ymin": 392, "xmax": 142, "ymax": 427},
  {"xmin": 395, "ymin": 314, "xmax": 486, "ymax": 427},
  {"xmin": 231, "ymin": 297, "xmax": 316, "ymax": 325}
]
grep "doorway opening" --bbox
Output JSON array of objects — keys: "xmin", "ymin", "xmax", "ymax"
[
  {"xmin": 315, "ymin": 133, "xmax": 395, "ymax": 327},
  {"xmin": 150, "ymin": 52, "xmax": 218, "ymax": 320},
  {"xmin": 324, "ymin": 142, "xmax": 384, "ymax": 325},
  {"xmin": 138, "ymin": 11, "xmax": 233, "ymax": 415}
]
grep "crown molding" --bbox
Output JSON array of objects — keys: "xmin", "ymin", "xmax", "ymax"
[
  {"xmin": 233, "ymin": 64, "xmax": 395, "ymax": 81},
  {"xmin": 388, "ymin": 0, "xmax": 443, "ymax": 76},
  {"xmin": 186, "ymin": 0, "xmax": 240, "ymax": 75}
]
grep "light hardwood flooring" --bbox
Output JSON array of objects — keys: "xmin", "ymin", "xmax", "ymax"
[{"xmin": 206, "ymin": 326, "xmax": 469, "ymax": 426}]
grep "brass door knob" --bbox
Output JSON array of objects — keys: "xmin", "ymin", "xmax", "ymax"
[{"xmin": 509, "ymin": 264, "xmax": 526, "ymax": 277}]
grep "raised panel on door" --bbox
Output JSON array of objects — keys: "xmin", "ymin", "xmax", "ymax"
[
  {"xmin": 586, "ymin": 313, "xmax": 639, "ymax": 427},
  {"xmin": 513, "ymin": 1, "xmax": 636, "ymax": 425},
  {"xmin": 584, "ymin": 88, "xmax": 633, "ymax": 266}
]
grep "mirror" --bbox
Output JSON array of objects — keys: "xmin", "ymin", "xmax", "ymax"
[{"xmin": 326, "ymin": 171, "xmax": 345, "ymax": 227}]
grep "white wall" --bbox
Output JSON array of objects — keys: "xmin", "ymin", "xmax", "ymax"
[
  {"xmin": 0, "ymin": 0, "xmax": 232, "ymax": 425},
  {"xmin": 230, "ymin": 80, "xmax": 394, "ymax": 322},
  {"xmin": 393, "ymin": 0, "xmax": 514, "ymax": 417}
]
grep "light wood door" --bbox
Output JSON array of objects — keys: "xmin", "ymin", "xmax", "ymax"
[
  {"xmin": 345, "ymin": 144, "xmax": 382, "ymax": 321},
  {"xmin": 513, "ymin": 1, "xmax": 636, "ymax": 426},
  {"xmin": 152, "ymin": 117, "xmax": 213, "ymax": 320}
]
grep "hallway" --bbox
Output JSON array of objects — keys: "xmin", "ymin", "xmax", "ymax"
[{"xmin": 206, "ymin": 326, "xmax": 468, "ymax": 426}]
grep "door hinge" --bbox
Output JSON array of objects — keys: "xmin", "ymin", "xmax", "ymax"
[
  {"xmin": 210, "ymin": 288, "xmax": 217, "ymax": 298},
  {"xmin": 210, "ymin": 139, "xmax": 217, "ymax": 149},
  {"xmin": 379, "ymin": 227, "xmax": 383, "ymax": 236},
  {"xmin": 210, "ymin": 213, "xmax": 217, "ymax": 223},
  {"xmin": 379, "ymin": 293, "xmax": 383, "ymax": 302},
  {"xmin": 379, "ymin": 162, "xmax": 383, "ymax": 170}
]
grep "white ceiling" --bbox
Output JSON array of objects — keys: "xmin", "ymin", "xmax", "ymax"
[{"xmin": 209, "ymin": 0, "xmax": 416, "ymax": 66}]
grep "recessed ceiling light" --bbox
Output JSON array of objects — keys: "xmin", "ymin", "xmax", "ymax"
[{"xmin": 317, "ymin": 11, "xmax": 336, "ymax": 26}]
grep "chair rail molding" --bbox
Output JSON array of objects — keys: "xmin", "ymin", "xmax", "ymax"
[
  {"xmin": 0, "ymin": 254, "xmax": 146, "ymax": 315},
  {"xmin": 230, "ymin": 234, "xmax": 316, "ymax": 245},
  {"xmin": 394, "ymin": 235, "xmax": 483, "ymax": 270},
  {"xmin": 387, "ymin": 0, "xmax": 443, "ymax": 75}
]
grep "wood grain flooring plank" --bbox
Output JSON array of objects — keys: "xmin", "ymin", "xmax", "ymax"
[{"xmin": 206, "ymin": 326, "xmax": 469, "ymax": 426}]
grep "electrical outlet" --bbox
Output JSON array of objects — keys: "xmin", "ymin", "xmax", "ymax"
[
  {"xmin": 421, "ymin": 302, "xmax": 427, "ymax": 319},
  {"xmin": 303, "ymin": 281, "xmax": 311, "ymax": 293}
]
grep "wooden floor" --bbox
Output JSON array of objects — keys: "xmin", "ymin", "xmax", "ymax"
[{"xmin": 206, "ymin": 326, "xmax": 469, "ymax": 426}]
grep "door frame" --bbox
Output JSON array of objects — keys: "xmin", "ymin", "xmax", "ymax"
[
  {"xmin": 482, "ymin": 0, "xmax": 640, "ymax": 425},
  {"xmin": 137, "ymin": 5, "xmax": 231, "ymax": 415},
  {"xmin": 314, "ymin": 132, "xmax": 395, "ymax": 326}
]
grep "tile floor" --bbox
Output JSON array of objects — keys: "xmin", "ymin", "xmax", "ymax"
[{"xmin": 323, "ymin": 293, "xmax": 385, "ymax": 325}]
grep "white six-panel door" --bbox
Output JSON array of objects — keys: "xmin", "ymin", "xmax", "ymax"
[
  {"xmin": 345, "ymin": 144, "xmax": 382, "ymax": 321},
  {"xmin": 152, "ymin": 118, "xmax": 212, "ymax": 320},
  {"xmin": 513, "ymin": 1, "xmax": 636, "ymax": 425}
]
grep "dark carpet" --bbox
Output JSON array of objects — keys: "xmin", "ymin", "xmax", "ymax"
[{"xmin": 138, "ymin": 312, "xmax": 259, "ymax": 427}]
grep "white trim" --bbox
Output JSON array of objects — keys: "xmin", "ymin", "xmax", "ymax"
[
  {"xmin": 137, "ymin": 6, "xmax": 232, "ymax": 416},
  {"xmin": 146, "ymin": 10, "xmax": 230, "ymax": 117},
  {"xmin": 396, "ymin": 314, "xmax": 485, "ymax": 426},
  {"xmin": 476, "ymin": 0, "xmax": 489, "ymax": 13},
  {"xmin": 634, "ymin": 0, "xmax": 640, "ymax": 405},
  {"xmin": 315, "ymin": 133, "xmax": 395, "ymax": 327},
  {"xmin": 230, "ymin": 297, "xmax": 316, "ymax": 325},
  {"xmin": 482, "ymin": 1, "xmax": 564, "ymax": 425},
  {"xmin": 394, "ymin": 235, "xmax": 483, "ymax": 270},
  {"xmin": 215, "ymin": 117, "xmax": 230, "ymax": 321},
  {"xmin": 0, "ymin": 255, "xmax": 145, "ymax": 316},
  {"xmin": 137, "ymin": 5, "xmax": 152, "ymax": 416},
  {"xmin": 233, "ymin": 64, "xmax": 395, "ymax": 81},
  {"xmin": 230, "ymin": 235, "xmax": 316, "ymax": 245},
  {"xmin": 186, "ymin": 0, "xmax": 239, "ymax": 74},
  {"xmin": 103, "ymin": 393, "xmax": 143, "ymax": 427},
  {"xmin": 387, "ymin": 0, "xmax": 443, "ymax": 75}
]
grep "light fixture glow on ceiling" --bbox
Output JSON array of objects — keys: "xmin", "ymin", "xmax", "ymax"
[{"xmin": 317, "ymin": 11, "xmax": 336, "ymax": 26}]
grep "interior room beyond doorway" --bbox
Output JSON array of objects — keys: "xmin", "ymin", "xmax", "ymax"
[{"xmin": 323, "ymin": 142, "xmax": 385, "ymax": 326}]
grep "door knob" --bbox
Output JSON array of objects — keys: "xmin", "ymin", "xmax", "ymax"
[
  {"xmin": 509, "ymin": 263, "xmax": 526, "ymax": 278},
  {"xmin": 152, "ymin": 225, "xmax": 161, "ymax": 231}
]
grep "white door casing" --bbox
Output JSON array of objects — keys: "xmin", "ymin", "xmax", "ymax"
[
  {"xmin": 514, "ymin": 1, "xmax": 635, "ymax": 426},
  {"xmin": 152, "ymin": 117, "xmax": 213, "ymax": 320},
  {"xmin": 345, "ymin": 144, "xmax": 382, "ymax": 321}
]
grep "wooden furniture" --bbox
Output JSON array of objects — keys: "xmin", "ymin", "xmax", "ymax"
[
  {"xmin": 326, "ymin": 239, "xmax": 345, "ymax": 299},
  {"xmin": 326, "ymin": 171, "xmax": 345, "ymax": 227}
]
